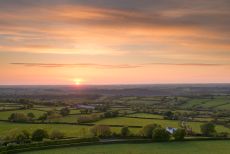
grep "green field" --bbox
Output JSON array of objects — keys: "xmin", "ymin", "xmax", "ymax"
[
  {"xmin": 0, "ymin": 121, "xmax": 139, "ymax": 137},
  {"xmin": 93, "ymin": 117, "xmax": 230, "ymax": 133},
  {"xmin": 20, "ymin": 140, "xmax": 230, "ymax": 154},
  {"xmin": 126, "ymin": 113, "xmax": 164, "ymax": 119},
  {"xmin": 180, "ymin": 96, "xmax": 230, "ymax": 110},
  {"xmin": 0, "ymin": 110, "xmax": 46, "ymax": 120}
]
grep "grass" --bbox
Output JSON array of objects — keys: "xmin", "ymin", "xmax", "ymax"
[
  {"xmin": 126, "ymin": 113, "xmax": 164, "ymax": 119},
  {"xmin": 21, "ymin": 140, "xmax": 230, "ymax": 154},
  {"xmin": 180, "ymin": 96, "xmax": 230, "ymax": 110},
  {"xmin": 93, "ymin": 117, "xmax": 230, "ymax": 133},
  {"xmin": 0, "ymin": 109, "xmax": 46, "ymax": 120},
  {"xmin": 0, "ymin": 121, "xmax": 139, "ymax": 137}
]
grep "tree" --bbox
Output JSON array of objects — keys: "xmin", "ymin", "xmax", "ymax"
[
  {"xmin": 152, "ymin": 128, "xmax": 170, "ymax": 142},
  {"xmin": 141, "ymin": 124, "xmax": 160, "ymax": 138},
  {"xmin": 8, "ymin": 113, "xmax": 28, "ymax": 122},
  {"xmin": 60, "ymin": 107, "xmax": 70, "ymax": 116},
  {"xmin": 200, "ymin": 123, "xmax": 216, "ymax": 136},
  {"xmin": 38, "ymin": 113, "xmax": 47, "ymax": 121},
  {"xmin": 2, "ymin": 129, "xmax": 30, "ymax": 144},
  {"xmin": 27, "ymin": 112, "xmax": 35, "ymax": 120},
  {"xmin": 121, "ymin": 126, "xmax": 130, "ymax": 137},
  {"xmin": 15, "ymin": 130, "xmax": 30, "ymax": 144},
  {"xmin": 50, "ymin": 130, "xmax": 65, "ymax": 140},
  {"xmin": 91, "ymin": 125, "xmax": 111, "ymax": 137},
  {"xmin": 164, "ymin": 111, "xmax": 174, "ymax": 120},
  {"xmin": 32, "ymin": 129, "xmax": 48, "ymax": 141},
  {"xmin": 173, "ymin": 128, "xmax": 186, "ymax": 140}
]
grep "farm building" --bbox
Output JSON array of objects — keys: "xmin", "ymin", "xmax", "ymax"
[{"xmin": 166, "ymin": 127, "xmax": 177, "ymax": 134}]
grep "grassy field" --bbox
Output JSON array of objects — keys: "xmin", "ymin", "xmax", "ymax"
[
  {"xmin": 93, "ymin": 117, "xmax": 230, "ymax": 133},
  {"xmin": 126, "ymin": 113, "xmax": 164, "ymax": 119},
  {"xmin": 0, "ymin": 121, "xmax": 139, "ymax": 137},
  {"xmin": 0, "ymin": 110, "xmax": 46, "ymax": 120},
  {"xmin": 180, "ymin": 96, "xmax": 230, "ymax": 110},
  {"xmin": 20, "ymin": 140, "xmax": 230, "ymax": 154}
]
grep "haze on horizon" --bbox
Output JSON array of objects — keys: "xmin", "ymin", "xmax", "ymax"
[{"xmin": 0, "ymin": 0, "xmax": 230, "ymax": 85}]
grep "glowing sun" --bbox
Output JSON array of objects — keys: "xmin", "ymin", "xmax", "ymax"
[{"xmin": 73, "ymin": 78, "xmax": 83, "ymax": 85}]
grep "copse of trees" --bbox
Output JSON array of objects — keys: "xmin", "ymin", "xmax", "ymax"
[
  {"xmin": 91, "ymin": 125, "xmax": 111, "ymax": 137},
  {"xmin": 77, "ymin": 114, "xmax": 103, "ymax": 123},
  {"xmin": 200, "ymin": 122, "xmax": 216, "ymax": 136},
  {"xmin": 173, "ymin": 128, "xmax": 186, "ymax": 140},
  {"xmin": 8, "ymin": 113, "xmax": 28, "ymax": 122},
  {"xmin": 2, "ymin": 129, "xmax": 30, "ymax": 144},
  {"xmin": 27, "ymin": 112, "xmax": 35, "ymax": 120},
  {"xmin": 121, "ymin": 126, "xmax": 130, "ymax": 137},
  {"xmin": 141, "ymin": 124, "xmax": 161, "ymax": 138},
  {"xmin": 50, "ymin": 130, "xmax": 65, "ymax": 140},
  {"xmin": 32, "ymin": 129, "xmax": 48, "ymax": 141},
  {"xmin": 80, "ymin": 109, "xmax": 93, "ymax": 114},
  {"xmin": 152, "ymin": 128, "xmax": 170, "ymax": 142},
  {"xmin": 104, "ymin": 110, "xmax": 119, "ymax": 118},
  {"xmin": 60, "ymin": 107, "xmax": 70, "ymax": 116}
]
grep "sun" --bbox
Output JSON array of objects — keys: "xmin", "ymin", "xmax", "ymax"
[{"xmin": 73, "ymin": 78, "xmax": 83, "ymax": 85}]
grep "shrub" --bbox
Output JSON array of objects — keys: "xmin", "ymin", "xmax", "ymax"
[
  {"xmin": 2, "ymin": 129, "xmax": 30, "ymax": 144},
  {"xmin": 8, "ymin": 113, "xmax": 28, "ymax": 122},
  {"xmin": 60, "ymin": 107, "xmax": 70, "ymax": 116},
  {"xmin": 200, "ymin": 122, "xmax": 216, "ymax": 136},
  {"xmin": 141, "ymin": 124, "xmax": 160, "ymax": 138},
  {"xmin": 121, "ymin": 126, "xmax": 130, "ymax": 137},
  {"xmin": 173, "ymin": 128, "xmax": 186, "ymax": 140},
  {"xmin": 32, "ymin": 129, "xmax": 48, "ymax": 141},
  {"xmin": 38, "ymin": 113, "xmax": 47, "ymax": 121},
  {"xmin": 91, "ymin": 125, "xmax": 111, "ymax": 137},
  {"xmin": 50, "ymin": 130, "xmax": 65, "ymax": 140},
  {"xmin": 77, "ymin": 114, "xmax": 102, "ymax": 123},
  {"xmin": 27, "ymin": 112, "xmax": 35, "ymax": 120},
  {"xmin": 152, "ymin": 128, "xmax": 170, "ymax": 142}
]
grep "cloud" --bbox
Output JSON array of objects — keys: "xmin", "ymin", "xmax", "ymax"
[
  {"xmin": 0, "ymin": 0, "xmax": 229, "ymax": 63},
  {"xmin": 10, "ymin": 62, "xmax": 229, "ymax": 69},
  {"xmin": 10, "ymin": 63, "xmax": 142, "ymax": 69}
]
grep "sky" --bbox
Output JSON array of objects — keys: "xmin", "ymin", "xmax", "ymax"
[{"xmin": 0, "ymin": 0, "xmax": 230, "ymax": 85}]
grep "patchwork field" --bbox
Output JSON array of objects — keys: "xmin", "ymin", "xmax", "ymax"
[
  {"xmin": 93, "ymin": 117, "xmax": 230, "ymax": 133},
  {"xmin": 0, "ymin": 110, "xmax": 46, "ymax": 120},
  {"xmin": 0, "ymin": 121, "xmax": 140, "ymax": 137}
]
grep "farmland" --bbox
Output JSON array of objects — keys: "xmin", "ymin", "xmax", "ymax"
[
  {"xmin": 21, "ymin": 140, "xmax": 230, "ymax": 154},
  {"xmin": 0, "ymin": 85, "xmax": 229, "ymax": 153}
]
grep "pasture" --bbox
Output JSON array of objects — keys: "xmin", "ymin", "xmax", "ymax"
[
  {"xmin": 0, "ymin": 109, "xmax": 46, "ymax": 120},
  {"xmin": 93, "ymin": 117, "xmax": 230, "ymax": 133},
  {"xmin": 20, "ymin": 140, "xmax": 230, "ymax": 154}
]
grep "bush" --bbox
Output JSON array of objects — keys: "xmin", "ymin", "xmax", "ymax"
[
  {"xmin": 50, "ymin": 130, "xmax": 65, "ymax": 140},
  {"xmin": 91, "ymin": 125, "xmax": 111, "ymax": 137},
  {"xmin": 2, "ymin": 129, "xmax": 30, "ymax": 144},
  {"xmin": 173, "ymin": 128, "xmax": 186, "ymax": 140},
  {"xmin": 152, "ymin": 128, "xmax": 170, "ymax": 142},
  {"xmin": 8, "ymin": 113, "xmax": 28, "ymax": 122},
  {"xmin": 32, "ymin": 129, "xmax": 48, "ymax": 141},
  {"xmin": 27, "ymin": 112, "xmax": 35, "ymax": 120},
  {"xmin": 38, "ymin": 113, "xmax": 47, "ymax": 121},
  {"xmin": 141, "ymin": 124, "xmax": 160, "ymax": 138},
  {"xmin": 60, "ymin": 107, "xmax": 70, "ymax": 116},
  {"xmin": 121, "ymin": 126, "xmax": 130, "ymax": 137},
  {"xmin": 200, "ymin": 122, "xmax": 216, "ymax": 136}
]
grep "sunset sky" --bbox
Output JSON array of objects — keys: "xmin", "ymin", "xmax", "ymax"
[{"xmin": 0, "ymin": 0, "xmax": 230, "ymax": 85}]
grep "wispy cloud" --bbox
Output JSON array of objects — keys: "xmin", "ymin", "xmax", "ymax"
[
  {"xmin": 10, "ymin": 62, "xmax": 229, "ymax": 69},
  {"xmin": 10, "ymin": 63, "xmax": 141, "ymax": 69}
]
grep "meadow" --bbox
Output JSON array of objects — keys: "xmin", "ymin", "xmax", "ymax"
[
  {"xmin": 20, "ymin": 140, "xmax": 230, "ymax": 154},
  {"xmin": 93, "ymin": 117, "xmax": 230, "ymax": 133}
]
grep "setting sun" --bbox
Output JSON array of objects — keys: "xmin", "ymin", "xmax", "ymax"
[{"xmin": 73, "ymin": 78, "xmax": 83, "ymax": 85}]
